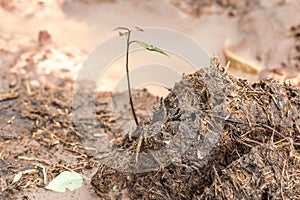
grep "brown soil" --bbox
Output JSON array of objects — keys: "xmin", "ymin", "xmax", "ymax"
[{"xmin": 0, "ymin": 78, "xmax": 158, "ymax": 199}]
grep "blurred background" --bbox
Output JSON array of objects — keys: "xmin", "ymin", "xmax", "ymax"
[{"xmin": 0, "ymin": 0, "xmax": 299, "ymax": 95}]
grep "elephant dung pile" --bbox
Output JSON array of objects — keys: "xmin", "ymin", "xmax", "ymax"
[{"xmin": 91, "ymin": 63, "xmax": 300, "ymax": 199}]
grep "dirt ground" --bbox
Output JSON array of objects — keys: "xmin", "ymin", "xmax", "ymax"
[{"xmin": 0, "ymin": 0, "xmax": 300, "ymax": 200}]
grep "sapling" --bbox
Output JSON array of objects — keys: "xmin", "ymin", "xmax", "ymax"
[{"xmin": 114, "ymin": 27, "xmax": 169, "ymax": 126}]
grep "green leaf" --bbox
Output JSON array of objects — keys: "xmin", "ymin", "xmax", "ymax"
[
  {"xmin": 133, "ymin": 27, "xmax": 144, "ymax": 32},
  {"xmin": 119, "ymin": 31, "xmax": 128, "ymax": 37},
  {"xmin": 147, "ymin": 45, "xmax": 170, "ymax": 57},
  {"xmin": 133, "ymin": 41, "xmax": 169, "ymax": 57},
  {"xmin": 112, "ymin": 185, "xmax": 118, "ymax": 191},
  {"xmin": 133, "ymin": 40, "xmax": 149, "ymax": 48},
  {"xmin": 45, "ymin": 171, "xmax": 83, "ymax": 193},
  {"xmin": 113, "ymin": 27, "xmax": 129, "ymax": 32}
]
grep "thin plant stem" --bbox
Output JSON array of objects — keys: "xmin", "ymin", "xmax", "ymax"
[{"xmin": 126, "ymin": 30, "xmax": 139, "ymax": 126}]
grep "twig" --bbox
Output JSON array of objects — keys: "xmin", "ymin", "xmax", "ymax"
[
  {"xmin": 224, "ymin": 61, "xmax": 231, "ymax": 74},
  {"xmin": 32, "ymin": 163, "xmax": 47, "ymax": 185},
  {"xmin": 18, "ymin": 156, "xmax": 51, "ymax": 166},
  {"xmin": 281, "ymin": 160, "xmax": 287, "ymax": 200}
]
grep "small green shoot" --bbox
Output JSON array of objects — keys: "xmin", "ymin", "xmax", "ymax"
[
  {"xmin": 114, "ymin": 26, "xmax": 169, "ymax": 126},
  {"xmin": 112, "ymin": 185, "xmax": 118, "ymax": 191}
]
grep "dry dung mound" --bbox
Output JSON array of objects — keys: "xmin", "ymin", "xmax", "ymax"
[{"xmin": 91, "ymin": 62, "xmax": 300, "ymax": 199}]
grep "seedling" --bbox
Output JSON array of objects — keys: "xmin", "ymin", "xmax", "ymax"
[{"xmin": 114, "ymin": 27, "xmax": 169, "ymax": 126}]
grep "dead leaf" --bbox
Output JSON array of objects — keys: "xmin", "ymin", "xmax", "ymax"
[
  {"xmin": 223, "ymin": 47, "xmax": 263, "ymax": 74},
  {"xmin": 12, "ymin": 172, "xmax": 23, "ymax": 184}
]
